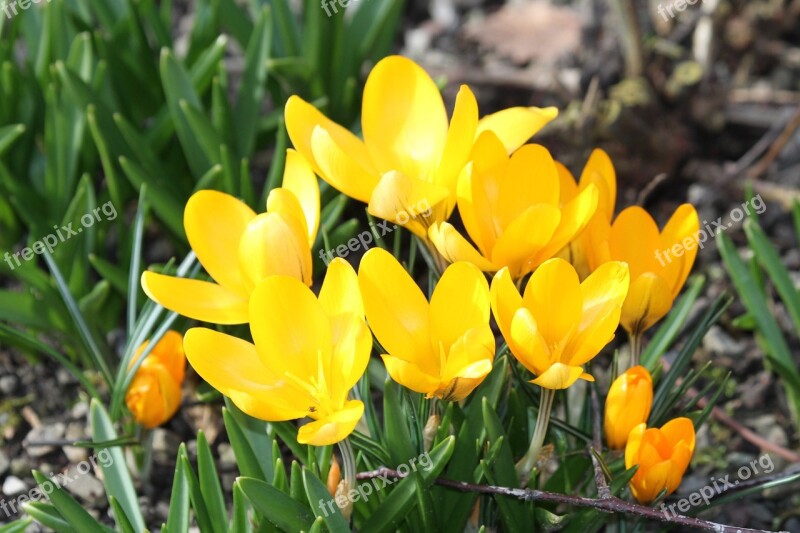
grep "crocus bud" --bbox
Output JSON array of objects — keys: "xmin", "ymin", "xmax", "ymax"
[
  {"xmin": 327, "ymin": 456, "xmax": 341, "ymax": 497},
  {"xmin": 125, "ymin": 330, "xmax": 186, "ymax": 429},
  {"xmin": 604, "ymin": 366, "xmax": 653, "ymax": 449},
  {"xmin": 625, "ymin": 418, "xmax": 696, "ymax": 504}
]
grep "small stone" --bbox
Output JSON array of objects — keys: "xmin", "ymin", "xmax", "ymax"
[
  {"xmin": 151, "ymin": 429, "xmax": 181, "ymax": 464},
  {"xmin": 23, "ymin": 422, "xmax": 66, "ymax": 458},
  {"xmin": 63, "ymin": 422, "xmax": 89, "ymax": 463},
  {"xmin": 70, "ymin": 401, "xmax": 89, "ymax": 420},
  {"xmin": 0, "ymin": 375, "xmax": 17, "ymax": 395},
  {"xmin": 2, "ymin": 476, "xmax": 27, "ymax": 496},
  {"xmin": 62, "ymin": 465, "xmax": 104, "ymax": 501},
  {"xmin": 217, "ymin": 443, "xmax": 236, "ymax": 470},
  {"xmin": 702, "ymin": 326, "xmax": 745, "ymax": 357},
  {"xmin": 10, "ymin": 457, "xmax": 30, "ymax": 477}
]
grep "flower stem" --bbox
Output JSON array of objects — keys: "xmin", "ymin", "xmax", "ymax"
[
  {"xmin": 516, "ymin": 387, "xmax": 556, "ymax": 486},
  {"xmin": 630, "ymin": 332, "xmax": 642, "ymax": 367}
]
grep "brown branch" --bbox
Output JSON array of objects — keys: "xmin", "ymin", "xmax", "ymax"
[
  {"xmin": 589, "ymin": 383, "xmax": 612, "ymax": 499},
  {"xmin": 355, "ymin": 468, "xmax": 784, "ymax": 533},
  {"xmin": 746, "ymin": 104, "xmax": 800, "ymax": 179}
]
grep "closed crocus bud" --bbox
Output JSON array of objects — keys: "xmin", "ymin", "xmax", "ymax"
[
  {"xmin": 605, "ymin": 366, "xmax": 653, "ymax": 449},
  {"xmin": 125, "ymin": 330, "xmax": 186, "ymax": 429},
  {"xmin": 625, "ymin": 418, "xmax": 696, "ymax": 504}
]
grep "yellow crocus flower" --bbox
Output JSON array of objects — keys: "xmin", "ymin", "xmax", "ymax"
[
  {"xmin": 142, "ymin": 149, "xmax": 319, "ymax": 325},
  {"xmin": 556, "ymin": 148, "xmax": 616, "ymax": 280},
  {"xmin": 183, "ymin": 259, "xmax": 370, "ymax": 446},
  {"xmin": 285, "ymin": 55, "xmax": 557, "ymax": 239},
  {"xmin": 604, "ymin": 365, "xmax": 653, "ymax": 449},
  {"xmin": 358, "ymin": 248, "xmax": 494, "ymax": 401},
  {"xmin": 125, "ymin": 330, "xmax": 186, "ymax": 429},
  {"xmin": 490, "ymin": 258, "xmax": 629, "ymax": 389},
  {"xmin": 625, "ymin": 417, "xmax": 696, "ymax": 504},
  {"xmin": 587, "ymin": 204, "xmax": 699, "ymax": 339},
  {"xmin": 429, "ymin": 133, "xmax": 599, "ymax": 280}
]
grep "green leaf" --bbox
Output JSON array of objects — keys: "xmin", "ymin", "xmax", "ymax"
[
  {"xmin": 31, "ymin": 471, "xmax": 105, "ymax": 533},
  {"xmin": 89, "ymin": 399, "xmax": 147, "ymax": 532},
  {"xmin": 383, "ymin": 378, "xmax": 416, "ymax": 466},
  {"xmin": 360, "ymin": 436, "xmax": 455, "ymax": 533},
  {"xmin": 0, "ymin": 123, "xmax": 25, "ymax": 156},
  {"xmin": 118, "ymin": 156, "xmax": 184, "ymax": 237},
  {"xmin": 164, "ymin": 442, "xmax": 191, "ymax": 533},
  {"xmin": 197, "ymin": 430, "xmax": 229, "ymax": 533},
  {"xmin": 21, "ymin": 502, "xmax": 76, "ymax": 533},
  {"xmin": 108, "ymin": 496, "xmax": 136, "ymax": 533},
  {"xmin": 234, "ymin": 6, "xmax": 272, "ymax": 158},
  {"xmin": 0, "ymin": 518, "xmax": 33, "ymax": 533},
  {"xmin": 302, "ymin": 467, "xmax": 350, "ymax": 533},
  {"xmin": 222, "ymin": 407, "xmax": 267, "ymax": 480},
  {"xmin": 239, "ymin": 477, "xmax": 316, "ymax": 531},
  {"xmin": 179, "ymin": 444, "xmax": 216, "ymax": 532}
]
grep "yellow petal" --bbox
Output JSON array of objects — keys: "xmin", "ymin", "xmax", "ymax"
[
  {"xmin": 529, "ymin": 362, "xmax": 587, "ymax": 389},
  {"xmin": 604, "ymin": 366, "xmax": 653, "ymax": 450},
  {"xmin": 184, "ymin": 190, "xmax": 255, "ymax": 296},
  {"xmin": 183, "ymin": 328, "xmax": 307, "ymax": 420},
  {"xmin": 621, "ymin": 272, "xmax": 672, "ymax": 336},
  {"xmin": 249, "ymin": 275, "xmax": 332, "ymax": 379},
  {"xmin": 496, "ymin": 144, "xmax": 560, "ymax": 229},
  {"xmin": 661, "ymin": 417, "xmax": 696, "ymax": 457},
  {"xmin": 318, "ymin": 257, "xmax": 364, "ymax": 337},
  {"xmin": 238, "ymin": 212, "xmax": 312, "ymax": 289},
  {"xmin": 282, "ymin": 148, "xmax": 320, "ymax": 244},
  {"xmin": 578, "ymin": 149, "xmax": 616, "ymax": 219},
  {"xmin": 509, "ymin": 307, "xmax": 550, "ymax": 376},
  {"xmin": 658, "ymin": 204, "xmax": 700, "ymax": 297},
  {"xmin": 529, "ymin": 184, "xmax": 599, "ymax": 266},
  {"xmin": 285, "ymin": 95, "xmax": 377, "ymax": 203},
  {"xmin": 522, "ymin": 258, "xmax": 581, "ymax": 345},
  {"xmin": 358, "ymin": 248, "xmax": 432, "ymax": 366},
  {"xmin": 476, "ymin": 106, "xmax": 558, "ymax": 153},
  {"xmin": 609, "ymin": 207, "xmax": 661, "ymax": 279},
  {"xmin": 367, "ymin": 170, "xmax": 449, "ymax": 238},
  {"xmin": 141, "ymin": 271, "xmax": 249, "ymax": 324},
  {"xmin": 489, "ymin": 267, "xmax": 522, "ymax": 345},
  {"xmin": 145, "ymin": 330, "xmax": 186, "ymax": 384},
  {"xmin": 430, "ymin": 261, "xmax": 491, "ymax": 349},
  {"xmin": 555, "ymin": 161, "xmax": 578, "ymax": 204},
  {"xmin": 267, "ymin": 188, "xmax": 310, "ymax": 243},
  {"xmin": 298, "ymin": 400, "xmax": 364, "ymax": 446},
  {"xmin": 567, "ymin": 260, "xmax": 630, "ymax": 365},
  {"xmin": 437, "ymin": 326, "xmax": 494, "ymax": 401},
  {"xmin": 436, "ymin": 85, "xmax": 479, "ymax": 192},
  {"xmin": 491, "ymin": 204, "xmax": 561, "ymax": 279},
  {"xmin": 382, "ymin": 354, "xmax": 440, "ymax": 395},
  {"xmin": 428, "ymin": 222, "xmax": 498, "ymax": 272},
  {"xmin": 362, "ymin": 56, "xmax": 448, "ymax": 181},
  {"xmin": 624, "ymin": 422, "xmax": 647, "ymax": 469}
]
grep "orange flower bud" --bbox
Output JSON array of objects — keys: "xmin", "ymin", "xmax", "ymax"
[
  {"xmin": 125, "ymin": 330, "xmax": 186, "ymax": 429},
  {"xmin": 604, "ymin": 366, "xmax": 653, "ymax": 449},
  {"xmin": 625, "ymin": 417, "xmax": 696, "ymax": 504}
]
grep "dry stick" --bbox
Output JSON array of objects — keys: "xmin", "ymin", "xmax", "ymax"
[
  {"xmin": 355, "ymin": 467, "xmax": 782, "ymax": 533},
  {"xmin": 589, "ymin": 383, "xmax": 612, "ymax": 499},
  {"xmin": 746, "ymin": 104, "xmax": 800, "ymax": 179},
  {"xmin": 608, "ymin": 0, "xmax": 644, "ymax": 78}
]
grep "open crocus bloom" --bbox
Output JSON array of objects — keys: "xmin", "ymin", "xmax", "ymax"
[
  {"xmin": 490, "ymin": 258, "xmax": 630, "ymax": 389},
  {"xmin": 556, "ymin": 148, "xmax": 616, "ymax": 280},
  {"xmin": 625, "ymin": 417, "xmax": 696, "ymax": 504},
  {"xmin": 183, "ymin": 259, "xmax": 370, "ymax": 446},
  {"xmin": 125, "ymin": 330, "xmax": 186, "ymax": 429},
  {"xmin": 587, "ymin": 204, "xmax": 699, "ymax": 337},
  {"xmin": 604, "ymin": 365, "xmax": 653, "ymax": 449},
  {"xmin": 285, "ymin": 55, "xmax": 557, "ymax": 239},
  {"xmin": 429, "ymin": 133, "xmax": 599, "ymax": 280},
  {"xmin": 358, "ymin": 248, "xmax": 494, "ymax": 401},
  {"xmin": 142, "ymin": 149, "xmax": 319, "ymax": 325}
]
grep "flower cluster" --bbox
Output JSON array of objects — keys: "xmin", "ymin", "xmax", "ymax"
[{"xmin": 132, "ymin": 55, "xmax": 700, "ymax": 509}]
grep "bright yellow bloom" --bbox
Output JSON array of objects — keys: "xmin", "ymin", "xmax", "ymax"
[
  {"xmin": 625, "ymin": 418, "xmax": 696, "ymax": 504},
  {"xmin": 125, "ymin": 330, "xmax": 186, "ymax": 429},
  {"xmin": 142, "ymin": 150, "xmax": 319, "ymax": 325},
  {"xmin": 429, "ymin": 134, "xmax": 599, "ymax": 279},
  {"xmin": 183, "ymin": 259, "xmax": 370, "ymax": 446},
  {"xmin": 587, "ymin": 205, "xmax": 699, "ymax": 337},
  {"xmin": 285, "ymin": 55, "xmax": 557, "ymax": 238},
  {"xmin": 490, "ymin": 258, "xmax": 629, "ymax": 389},
  {"xmin": 556, "ymin": 148, "xmax": 616, "ymax": 279},
  {"xmin": 358, "ymin": 248, "xmax": 494, "ymax": 401},
  {"xmin": 604, "ymin": 365, "xmax": 653, "ymax": 449}
]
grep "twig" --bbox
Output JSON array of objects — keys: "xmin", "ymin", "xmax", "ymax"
[
  {"xmin": 589, "ymin": 383, "xmax": 612, "ymax": 499},
  {"xmin": 355, "ymin": 468, "xmax": 783, "ymax": 532},
  {"xmin": 608, "ymin": 0, "xmax": 644, "ymax": 78},
  {"xmin": 746, "ymin": 104, "xmax": 800, "ymax": 179}
]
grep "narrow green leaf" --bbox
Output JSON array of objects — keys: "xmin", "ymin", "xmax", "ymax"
[
  {"xmin": 234, "ymin": 6, "xmax": 271, "ymax": 157},
  {"xmin": 197, "ymin": 430, "xmax": 229, "ymax": 533},
  {"xmin": 31, "ymin": 471, "xmax": 105, "ymax": 533},
  {"xmin": 239, "ymin": 477, "xmax": 316, "ymax": 531}
]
